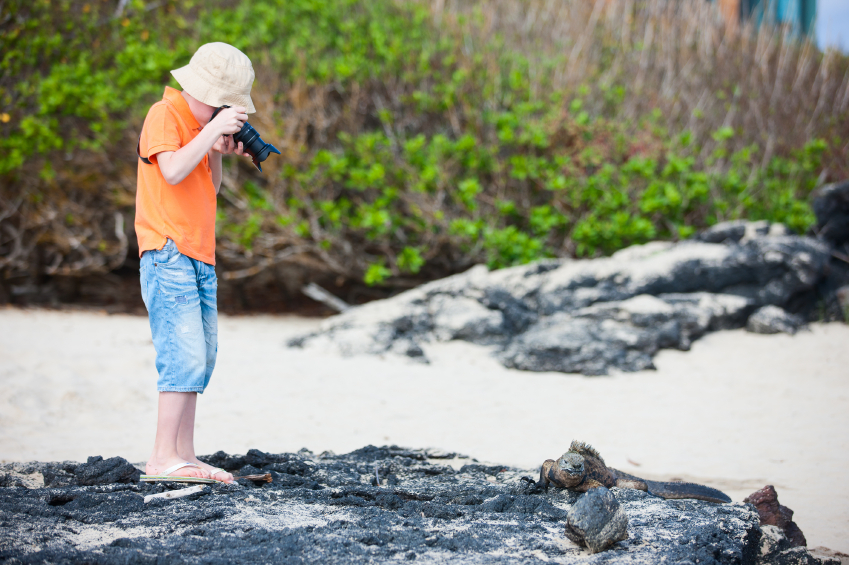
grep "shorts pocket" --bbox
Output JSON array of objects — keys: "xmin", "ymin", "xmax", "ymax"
[
  {"xmin": 153, "ymin": 240, "xmax": 182, "ymax": 267},
  {"xmin": 154, "ymin": 258, "xmax": 198, "ymax": 308}
]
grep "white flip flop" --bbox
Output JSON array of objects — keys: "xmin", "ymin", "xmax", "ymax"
[{"xmin": 140, "ymin": 462, "xmax": 219, "ymax": 483}]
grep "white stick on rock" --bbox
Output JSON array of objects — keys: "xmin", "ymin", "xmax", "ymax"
[{"xmin": 144, "ymin": 485, "xmax": 205, "ymax": 503}]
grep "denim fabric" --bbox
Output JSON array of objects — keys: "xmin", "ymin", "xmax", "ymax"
[{"xmin": 139, "ymin": 238, "xmax": 218, "ymax": 393}]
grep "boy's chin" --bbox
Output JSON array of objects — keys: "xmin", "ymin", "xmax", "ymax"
[{"xmin": 200, "ymin": 107, "xmax": 216, "ymax": 123}]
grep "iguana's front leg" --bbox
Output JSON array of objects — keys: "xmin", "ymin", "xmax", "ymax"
[
  {"xmin": 521, "ymin": 459, "xmax": 558, "ymax": 491},
  {"xmin": 539, "ymin": 459, "xmax": 561, "ymax": 490}
]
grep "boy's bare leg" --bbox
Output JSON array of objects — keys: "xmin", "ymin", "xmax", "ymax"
[
  {"xmin": 176, "ymin": 393, "xmax": 235, "ymax": 483},
  {"xmin": 146, "ymin": 392, "xmax": 209, "ymax": 478}
]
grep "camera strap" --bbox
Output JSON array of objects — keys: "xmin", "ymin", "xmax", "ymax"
[
  {"xmin": 137, "ymin": 134, "xmax": 152, "ymax": 165},
  {"xmin": 208, "ymin": 105, "xmax": 230, "ymax": 124}
]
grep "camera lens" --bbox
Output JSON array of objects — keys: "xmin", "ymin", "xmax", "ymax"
[
  {"xmin": 208, "ymin": 106, "xmax": 280, "ymax": 172},
  {"xmin": 233, "ymin": 122, "xmax": 280, "ymax": 172}
]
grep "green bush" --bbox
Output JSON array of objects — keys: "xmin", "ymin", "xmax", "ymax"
[{"xmin": 0, "ymin": 0, "xmax": 845, "ymax": 294}]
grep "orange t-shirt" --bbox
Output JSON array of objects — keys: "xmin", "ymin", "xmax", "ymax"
[{"xmin": 135, "ymin": 86, "xmax": 217, "ymax": 265}]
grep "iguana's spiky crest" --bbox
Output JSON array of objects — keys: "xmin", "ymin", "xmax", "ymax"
[{"xmin": 568, "ymin": 440, "xmax": 605, "ymax": 466}]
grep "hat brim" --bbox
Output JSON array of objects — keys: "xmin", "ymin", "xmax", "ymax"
[{"xmin": 171, "ymin": 66, "xmax": 256, "ymax": 114}]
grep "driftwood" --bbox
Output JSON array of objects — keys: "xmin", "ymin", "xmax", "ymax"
[
  {"xmin": 301, "ymin": 282, "xmax": 350, "ymax": 313},
  {"xmin": 143, "ymin": 485, "xmax": 205, "ymax": 503}
]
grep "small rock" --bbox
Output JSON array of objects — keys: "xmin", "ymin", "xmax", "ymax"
[
  {"xmin": 770, "ymin": 546, "xmax": 838, "ymax": 565},
  {"xmin": 698, "ymin": 220, "xmax": 748, "ymax": 243},
  {"xmin": 808, "ymin": 546, "xmax": 849, "ymax": 565},
  {"xmin": 746, "ymin": 306, "xmax": 804, "ymax": 335},
  {"xmin": 760, "ymin": 524, "xmax": 793, "ymax": 559},
  {"xmin": 744, "ymin": 485, "xmax": 806, "ymax": 547},
  {"xmin": 429, "ymin": 295, "xmax": 504, "ymax": 342},
  {"xmin": 74, "ymin": 455, "xmax": 141, "ymax": 486},
  {"xmin": 564, "ymin": 487, "xmax": 629, "ymax": 554},
  {"xmin": 41, "ymin": 462, "xmax": 78, "ymax": 488},
  {"xmin": 697, "ymin": 220, "xmax": 787, "ymax": 243},
  {"xmin": 389, "ymin": 337, "xmax": 427, "ymax": 359},
  {"xmin": 742, "ymin": 220, "xmax": 774, "ymax": 241}
]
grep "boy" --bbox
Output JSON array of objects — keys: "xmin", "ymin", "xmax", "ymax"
[{"xmin": 135, "ymin": 43, "xmax": 254, "ymax": 482}]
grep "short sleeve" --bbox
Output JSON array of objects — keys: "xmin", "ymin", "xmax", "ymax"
[{"xmin": 141, "ymin": 103, "xmax": 182, "ymax": 162}]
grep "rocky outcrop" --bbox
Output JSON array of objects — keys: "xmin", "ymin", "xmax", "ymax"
[
  {"xmin": 73, "ymin": 455, "xmax": 142, "ymax": 486},
  {"xmin": 0, "ymin": 447, "xmax": 837, "ymax": 564},
  {"xmin": 291, "ymin": 222, "xmax": 831, "ymax": 374},
  {"xmin": 0, "ymin": 455, "xmax": 140, "ymax": 488},
  {"xmin": 745, "ymin": 485, "xmax": 807, "ymax": 548},
  {"xmin": 746, "ymin": 305, "xmax": 805, "ymax": 335}
]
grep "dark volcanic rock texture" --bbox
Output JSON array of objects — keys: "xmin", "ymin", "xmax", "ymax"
[
  {"xmin": 2, "ymin": 446, "xmax": 837, "ymax": 565},
  {"xmin": 813, "ymin": 180, "xmax": 849, "ymax": 246},
  {"xmin": 291, "ymin": 223, "xmax": 831, "ymax": 374},
  {"xmin": 563, "ymin": 486, "xmax": 629, "ymax": 554},
  {"xmin": 811, "ymin": 180, "xmax": 849, "ymax": 322},
  {"xmin": 746, "ymin": 305, "xmax": 805, "ymax": 335}
]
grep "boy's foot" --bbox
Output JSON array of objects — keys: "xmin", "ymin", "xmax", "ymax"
[
  {"xmin": 145, "ymin": 458, "xmax": 210, "ymax": 479},
  {"xmin": 181, "ymin": 456, "xmax": 235, "ymax": 483}
]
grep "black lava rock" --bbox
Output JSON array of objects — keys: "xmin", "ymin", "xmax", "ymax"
[
  {"xmin": 291, "ymin": 223, "xmax": 832, "ymax": 375},
  {"xmin": 74, "ymin": 455, "xmax": 141, "ymax": 486},
  {"xmin": 813, "ymin": 180, "xmax": 849, "ymax": 246},
  {"xmin": 0, "ymin": 447, "xmax": 837, "ymax": 564},
  {"xmin": 564, "ymin": 487, "xmax": 629, "ymax": 553},
  {"xmin": 697, "ymin": 220, "xmax": 749, "ymax": 243},
  {"xmin": 746, "ymin": 305, "xmax": 805, "ymax": 335}
]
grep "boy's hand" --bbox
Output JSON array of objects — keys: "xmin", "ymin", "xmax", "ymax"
[
  {"xmin": 209, "ymin": 106, "xmax": 247, "ymax": 137},
  {"xmin": 212, "ymin": 135, "xmax": 248, "ymax": 157}
]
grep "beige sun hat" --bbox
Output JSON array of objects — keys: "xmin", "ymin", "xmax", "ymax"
[{"xmin": 171, "ymin": 42, "xmax": 256, "ymax": 113}]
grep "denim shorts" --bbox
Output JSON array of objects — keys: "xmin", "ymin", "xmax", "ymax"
[{"xmin": 139, "ymin": 238, "xmax": 218, "ymax": 393}]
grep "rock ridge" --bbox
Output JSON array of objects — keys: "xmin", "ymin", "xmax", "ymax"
[{"xmin": 291, "ymin": 223, "xmax": 833, "ymax": 374}]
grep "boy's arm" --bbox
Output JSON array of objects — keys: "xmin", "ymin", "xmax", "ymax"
[
  {"xmin": 156, "ymin": 107, "xmax": 246, "ymax": 186},
  {"xmin": 209, "ymin": 150, "xmax": 223, "ymax": 194},
  {"xmin": 208, "ymin": 136, "xmax": 248, "ymax": 194}
]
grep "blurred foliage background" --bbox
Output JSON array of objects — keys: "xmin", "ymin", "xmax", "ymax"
[{"xmin": 1, "ymin": 0, "xmax": 847, "ymax": 312}]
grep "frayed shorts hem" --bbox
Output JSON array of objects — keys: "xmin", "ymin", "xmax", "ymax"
[{"xmin": 157, "ymin": 386, "xmax": 206, "ymax": 393}]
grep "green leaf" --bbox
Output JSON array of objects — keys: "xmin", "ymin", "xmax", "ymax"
[{"xmin": 364, "ymin": 260, "xmax": 391, "ymax": 286}]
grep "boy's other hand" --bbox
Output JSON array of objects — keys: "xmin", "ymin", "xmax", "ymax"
[
  {"xmin": 209, "ymin": 106, "xmax": 247, "ymax": 136},
  {"xmin": 212, "ymin": 135, "xmax": 249, "ymax": 158}
]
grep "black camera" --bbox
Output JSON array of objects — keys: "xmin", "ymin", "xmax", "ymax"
[{"xmin": 210, "ymin": 105, "xmax": 280, "ymax": 172}]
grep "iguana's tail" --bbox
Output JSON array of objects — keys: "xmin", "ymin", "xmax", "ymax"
[{"xmin": 644, "ymin": 480, "xmax": 731, "ymax": 504}]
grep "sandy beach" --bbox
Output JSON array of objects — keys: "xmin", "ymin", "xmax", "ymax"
[{"xmin": 0, "ymin": 307, "xmax": 847, "ymax": 553}]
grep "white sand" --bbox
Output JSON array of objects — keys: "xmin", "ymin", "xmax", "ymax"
[{"xmin": 0, "ymin": 307, "xmax": 847, "ymax": 552}]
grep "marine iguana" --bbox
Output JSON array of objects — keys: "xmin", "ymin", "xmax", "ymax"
[{"xmin": 523, "ymin": 440, "xmax": 731, "ymax": 504}]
